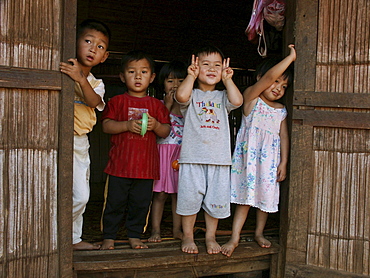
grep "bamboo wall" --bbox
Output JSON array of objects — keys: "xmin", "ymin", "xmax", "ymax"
[
  {"xmin": 308, "ymin": 0, "xmax": 370, "ymax": 274},
  {"xmin": 286, "ymin": 0, "xmax": 370, "ymax": 276},
  {"xmin": 0, "ymin": 0, "xmax": 75, "ymax": 277},
  {"xmin": 309, "ymin": 128, "xmax": 370, "ymax": 274}
]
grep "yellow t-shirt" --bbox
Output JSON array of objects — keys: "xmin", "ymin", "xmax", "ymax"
[{"xmin": 74, "ymin": 76, "xmax": 103, "ymax": 135}]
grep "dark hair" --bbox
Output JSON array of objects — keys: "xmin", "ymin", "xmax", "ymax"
[
  {"xmin": 77, "ymin": 19, "xmax": 111, "ymax": 46},
  {"xmin": 254, "ymin": 57, "xmax": 294, "ymax": 86},
  {"xmin": 120, "ymin": 50, "xmax": 155, "ymax": 74},
  {"xmin": 193, "ymin": 45, "xmax": 225, "ymax": 60},
  {"xmin": 158, "ymin": 60, "xmax": 187, "ymax": 88}
]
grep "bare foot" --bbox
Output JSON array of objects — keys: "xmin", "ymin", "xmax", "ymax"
[
  {"xmin": 181, "ymin": 237, "xmax": 198, "ymax": 254},
  {"xmin": 73, "ymin": 241, "xmax": 101, "ymax": 251},
  {"xmin": 100, "ymin": 239, "xmax": 115, "ymax": 250},
  {"xmin": 173, "ymin": 229, "xmax": 183, "ymax": 240},
  {"xmin": 255, "ymin": 234, "xmax": 271, "ymax": 248},
  {"xmin": 148, "ymin": 232, "xmax": 162, "ymax": 243},
  {"xmin": 129, "ymin": 238, "xmax": 148, "ymax": 249},
  {"xmin": 205, "ymin": 238, "xmax": 221, "ymax": 254},
  {"xmin": 221, "ymin": 239, "xmax": 239, "ymax": 257}
]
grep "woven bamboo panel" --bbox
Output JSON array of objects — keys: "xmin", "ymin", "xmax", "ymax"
[
  {"xmin": 306, "ymin": 1, "xmax": 370, "ymax": 273},
  {"xmin": 307, "ymin": 127, "xmax": 370, "ymax": 275},
  {"xmin": 0, "ymin": 0, "xmax": 61, "ymax": 70},
  {"xmin": 316, "ymin": 0, "xmax": 370, "ymax": 94},
  {"xmin": 0, "ymin": 0, "xmax": 64, "ymax": 276},
  {"xmin": 0, "ymin": 88, "xmax": 60, "ymax": 277}
]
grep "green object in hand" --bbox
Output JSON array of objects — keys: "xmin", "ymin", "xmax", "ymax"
[{"xmin": 140, "ymin": 113, "xmax": 148, "ymax": 136}]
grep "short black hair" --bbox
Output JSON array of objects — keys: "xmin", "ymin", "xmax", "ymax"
[
  {"xmin": 254, "ymin": 57, "xmax": 294, "ymax": 86},
  {"xmin": 120, "ymin": 50, "xmax": 155, "ymax": 74},
  {"xmin": 193, "ymin": 45, "xmax": 225, "ymax": 61},
  {"xmin": 77, "ymin": 19, "xmax": 111, "ymax": 46},
  {"xmin": 158, "ymin": 60, "xmax": 187, "ymax": 87}
]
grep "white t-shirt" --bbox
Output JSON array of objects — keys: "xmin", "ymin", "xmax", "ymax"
[{"xmin": 177, "ymin": 88, "xmax": 240, "ymax": 165}]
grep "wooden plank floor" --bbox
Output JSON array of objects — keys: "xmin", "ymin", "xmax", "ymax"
[{"xmin": 73, "ymin": 236, "xmax": 280, "ymax": 278}]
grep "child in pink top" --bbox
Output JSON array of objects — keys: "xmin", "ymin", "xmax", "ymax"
[{"xmin": 149, "ymin": 61, "xmax": 187, "ymax": 242}]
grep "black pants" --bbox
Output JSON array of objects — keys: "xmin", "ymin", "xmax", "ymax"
[{"xmin": 102, "ymin": 176, "xmax": 153, "ymax": 239}]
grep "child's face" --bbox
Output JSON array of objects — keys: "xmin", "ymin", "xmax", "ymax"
[
  {"xmin": 197, "ymin": 52, "xmax": 223, "ymax": 90},
  {"xmin": 261, "ymin": 75, "xmax": 289, "ymax": 101},
  {"xmin": 76, "ymin": 28, "xmax": 109, "ymax": 68},
  {"xmin": 164, "ymin": 73, "xmax": 184, "ymax": 95},
  {"xmin": 120, "ymin": 58, "xmax": 156, "ymax": 97}
]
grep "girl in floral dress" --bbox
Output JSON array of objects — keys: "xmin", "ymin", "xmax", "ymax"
[{"xmin": 221, "ymin": 45, "xmax": 296, "ymax": 257}]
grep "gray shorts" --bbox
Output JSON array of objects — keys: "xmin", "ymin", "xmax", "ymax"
[{"xmin": 176, "ymin": 163, "xmax": 231, "ymax": 219}]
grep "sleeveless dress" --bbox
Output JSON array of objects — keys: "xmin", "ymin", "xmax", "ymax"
[
  {"xmin": 153, "ymin": 113, "xmax": 184, "ymax": 193},
  {"xmin": 230, "ymin": 97, "xmax": 287, "ymax": 213}
]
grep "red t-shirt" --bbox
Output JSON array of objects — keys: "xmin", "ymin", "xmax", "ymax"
[{"xmin": 102, "ymin": 93, "xmax": 170, "ymax": 179}]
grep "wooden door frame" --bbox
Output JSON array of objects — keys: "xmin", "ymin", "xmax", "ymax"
[
  {"xmin": 58, "ymin": 0, "xmax": 77, "ymax": 276},
  {"xmin": 277, "ymin": 0, "xmax": 318, "ymax": 276},
  {"xmin": 0, "ymin": 0, "xmax": 76, "ymax": 276},
  {"xmin": 281, "ymin": 0, "xmax": 370, "ymax": 277}
]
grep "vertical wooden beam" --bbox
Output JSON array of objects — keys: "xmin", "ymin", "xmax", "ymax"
[
  {"xmin": 282, "ymin": 0, "xmax": 319, "ymax": 276},
  {"xmin": 277, "ymin": 0, "xmax": 301, "ymax": 276},
  {"xmin": 58, "ymin": 0, "xmax": 76, "ymax": 277},
  {"xmin": 293, "ymin": 0, "xmax": 319, "ymax": 94}
]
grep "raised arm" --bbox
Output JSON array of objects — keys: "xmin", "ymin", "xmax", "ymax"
[
  {"xmin": 60, "ymin": 58, "xmax": 103, "ymax": 108},
  {"xmin": 222, "ymin": 58, "xmax": 243, "ymax": 107},
  {"xmin": 175, "ymin": 55, "xmax": 198, "ymax": 103},
  {"xmin": 243, "ymin": 45, "xmax": 296, "ymax": 103}
]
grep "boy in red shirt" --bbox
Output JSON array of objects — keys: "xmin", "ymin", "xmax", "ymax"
[{"xmin": 101, "ymin": 51, "xmax": 171, "ymax": 249}]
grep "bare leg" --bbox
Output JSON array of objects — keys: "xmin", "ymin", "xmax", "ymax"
[
  {"xmin": 100, "ymin": 239, "xmax": 115, "ymax": 250},
  {"xmin": 171, "ymin": 194, "xmax": 183, "ymax": 239},
  {"xmin": 148, "ymin": 192, "xmax": 168, "ymax": 242},
  {"xmin": 204, "ymin": 212, "xmax": 221, "ymax": 254},
  {"xmin": 221, "ymin": 205, "xmax": 251, "ymax": 257},
  {"xmin": 254, "ymin": 209, "xmax": 271, "ymax": 248},
  {"xmin": 181, "ymin": 214, "xmax": 198, "ymax": 253}
]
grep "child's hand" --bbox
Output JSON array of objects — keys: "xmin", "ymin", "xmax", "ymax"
[
  {"xmin": 146, "ymin": 113, "xmax": 160, "ymax": 132},
  {"xmin": 288, "ymin": 44, "xmax": 296, "ymax": 61},
  {"xmin": 164, "ymin": 88, "xmax": 175, "ymax": 107},
  {"xmin": 60, "ymin": 58, "xmax": 85, "ymax": 83},
  {"xmin": 187, "ymin": 55, "xmax": 199, "ymax": 79},
  {"xmin": 277, "ymin": 164, "xmax": 287, "ymax": 182},
  {"xmin": 222, "ymin": 58, "xmax": 234, "ymax": 81},
  {"xmin": 126, "ymin": 119, "xmax": 142, "ymax": 134}
]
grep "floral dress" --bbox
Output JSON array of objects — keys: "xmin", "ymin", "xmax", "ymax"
[{"xmin": 230, "ymin": 97, "xmax": 287, "ymax": 213}]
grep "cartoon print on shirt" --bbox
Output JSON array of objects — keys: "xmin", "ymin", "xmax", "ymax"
[
  {"xmin": 128, "ymin": 107, "xmax": 149, "ymax": 120},
  {"xmin": 198, "ymin": 107, "xmax": 220, "ymax": 124}
]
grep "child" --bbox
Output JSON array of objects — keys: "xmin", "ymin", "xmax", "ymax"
[
  {"xmin": 148, "ymin": 61, "xmax": 187, "ymax": 243},
  {"xmin": 175, "ymin": 46, "xmax": 243, "ymax": 254},
  {"xmin": 60, "ymin": 19, "xmax": 110, "ymax": 250},
  {"xmin": 221, "ymin": 45, "xmax": 296, "ymax": 257},
  {"xmin": 100, "ymin": 50, "xmax": 171, "ymax": 250}
]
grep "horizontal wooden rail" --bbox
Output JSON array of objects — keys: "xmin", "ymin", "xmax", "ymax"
[
  {"xmin": 293, "ymin": 91, "xmax": 370, "ymax": 109},
  {"xmin": 292, "ymin": 109, "xmax": 370, "ymax": 129},
  {"xmin": 0, "ymin": 66, "xmax": 62, "ymax": 90}
]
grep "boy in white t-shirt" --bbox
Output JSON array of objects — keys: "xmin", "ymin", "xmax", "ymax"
[
  {"xmin": 60, "ymin": 19, "xmax": 110, "ymax": 250},
  {"xmin": 175, "ymin": 45, "xmax": 243, "ymax": 255}
]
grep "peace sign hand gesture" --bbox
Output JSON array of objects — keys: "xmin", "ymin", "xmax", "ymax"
[
  {"xmin": 222, "ymin": 58, "xmax": 234, "ymax": 82},
  {"xmin": 187, "ymin": 55, "xmax": 199, "ymax": 79}
]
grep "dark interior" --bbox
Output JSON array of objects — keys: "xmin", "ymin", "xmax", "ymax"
[{"xmin": 78, "ymin": 0, "xmax": 285, "ymax": 242}]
